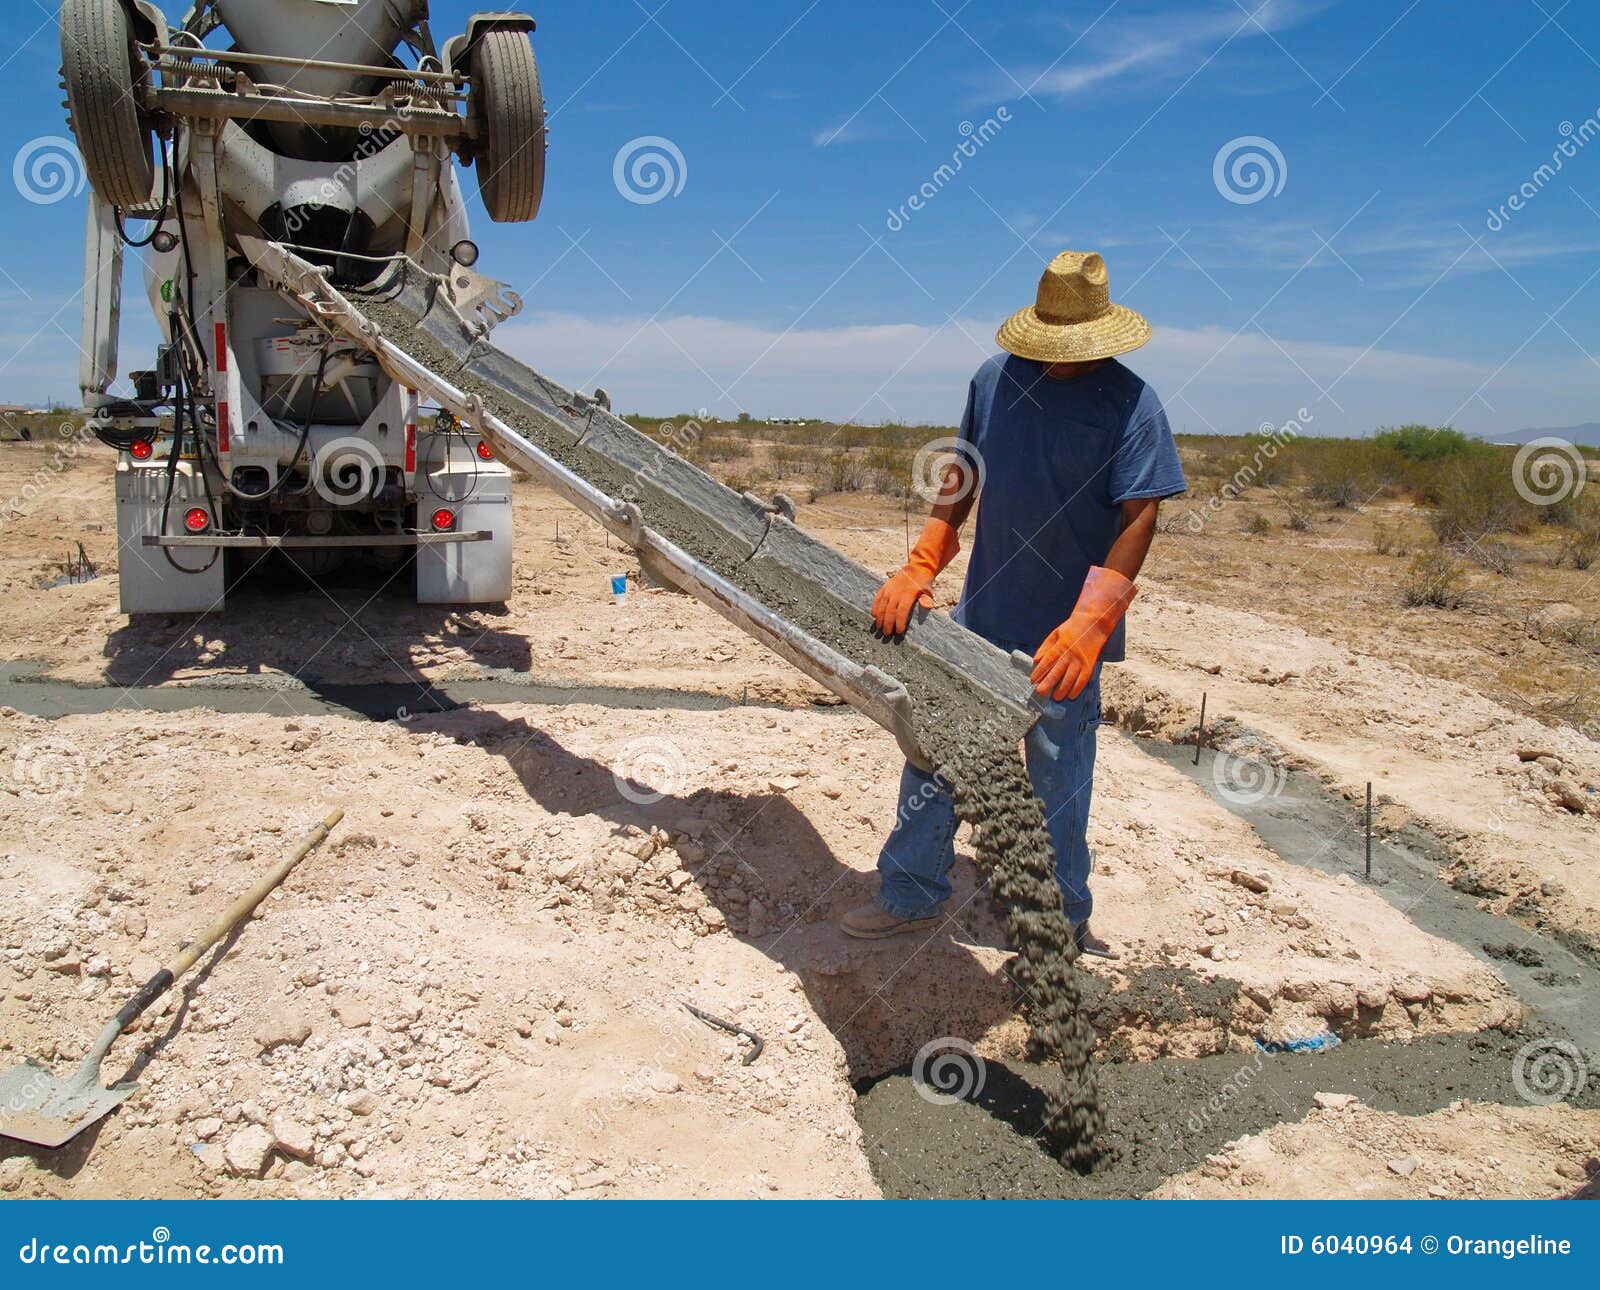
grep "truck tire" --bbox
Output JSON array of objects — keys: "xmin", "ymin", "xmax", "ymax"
[
  {"xmin": 60, "ymin": 0, "xmax": 155, "ymax": 210},
  {"xmin": 471, "ymin": 30, "xmax": 545, "ymax": 223}
]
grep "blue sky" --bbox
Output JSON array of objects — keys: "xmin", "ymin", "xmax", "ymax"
[{"xmin": 3, "ymin": 0, "xmax": 1599, "ymax": 434}]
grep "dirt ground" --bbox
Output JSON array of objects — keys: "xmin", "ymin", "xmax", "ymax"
[{"xmin": 0, "ymin": 438, "xmax": 1594, "ymax": 1198}]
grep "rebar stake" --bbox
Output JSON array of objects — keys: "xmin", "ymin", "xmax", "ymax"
[
  {"xmin": 1365, "ymin": 781, "xmax": 1374, "ymax": 878},
  {"xmin": 1194, "ymin": 692, "xmax": 1208, "ymax": 766}
]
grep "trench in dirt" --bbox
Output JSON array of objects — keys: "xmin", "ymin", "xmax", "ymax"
[
  {"xmin": 6, "ymin": 669, "xmax": 1595, "ymax": 1197},
  {"xmin": 857, "ymin": 734, "xmax": 1600, "ymax": 1198}
]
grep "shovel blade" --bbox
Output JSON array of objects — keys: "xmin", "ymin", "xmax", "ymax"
[{"xmin": 0, "ymin": 1058, "xmax": 136, "ymax": 1149}]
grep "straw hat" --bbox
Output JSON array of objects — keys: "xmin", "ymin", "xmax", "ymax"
[{"xmin": 995, "ymin": 251, "xmax": 1150, "ymax": 363}]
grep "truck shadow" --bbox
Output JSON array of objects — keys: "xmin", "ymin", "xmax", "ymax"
[
  {"xmin": 417, "ymin": 703, "xmax": 1023, "ymax": 1085},
  {"xmin": 99, "ymin": 564, "xmax": 531, "ymax": 689}
]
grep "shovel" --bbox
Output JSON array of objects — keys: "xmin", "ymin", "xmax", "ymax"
[{"xmin": 0, "ymin": 808, "xmax": 343, "ymax": 1149}]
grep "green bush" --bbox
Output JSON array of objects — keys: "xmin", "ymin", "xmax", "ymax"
[
  {"xmin": 1372, "ymin": 424, "xmax": 1487, "ymax": 461},
  {"xmin": 1242, "ymin": 510, "xmax": 1271, "ymax": 535},
  {"xmin": 1428, "ymin": 456, "xmax": 1536, "ymax": 542}
]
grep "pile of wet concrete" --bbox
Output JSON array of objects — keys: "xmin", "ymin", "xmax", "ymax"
[{"xmin": 856, "ymin": 1028, "xmax": 1596, "ymax": 1199}]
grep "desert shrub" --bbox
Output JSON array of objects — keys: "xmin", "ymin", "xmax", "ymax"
[
  {"xmin": 724, "ymin": 466, "xmax": 770, "ymax": 495},
  {"xmin": 865, "ymin": 443, "xmax": 912, "ymax": 497},
  {"xmin": 1372, "ymin": 522, "xmax": 1396, "ymax": 555},
  {"xmin": 826, "ymin": 450, "xmax": 866, "ymax": 494},
  {"xmin": 702, "ymin": 435, "xmax": 751, "ymax": 462},
  {"xmin": 1461, "ymin": 537, "xmax": 1516, "ymax": 575},
  {"xmin": 1242, "ymin": 511, "xmax": 1271, "ymax": 535},
  {"xmin": 768, "ymin": 441, "xmax": 806, "ymax": 476},
  {"xmin": 1555, "ymin": 499, "xmax": 1600, "ymax": 569},
  {"xmin": 1285, "ymin": 509, "xmax": 1311, "ymax": 532},
  {"xmin": 1400, "ymin": 547, "xmax": 1470, "ymax": 609},
  {"xmin": 1372, "ymin": 424, "xmax": 1486, "ymax": 461},
  {"xmin": 1302, "ymin": 440, "xmax": 1383, "ymax": 506},
  {"xmin": 1427, "ymin": 456, "xmax": 1536, "ymax": 542}
]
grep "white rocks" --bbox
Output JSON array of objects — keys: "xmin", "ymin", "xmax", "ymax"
[
  {"xmin": 1230, "ymin": 870, "xmax": 1271, "ymax": 894},
  {"xmin": 223, "ymin": 1125, "xmax": 275, "ymax": 1178},
  {"xmin": 191, "ymin": 1116, "xmax": 222, "ymax": 1142},
  {"xmin": 1387, "ymin": 1155, "xmax": 1419, "ymax": 1177},
  {"xmin": 1313, "ymin": 1092, "xmax": 1358, "ymax": 1110},
  {"xmin": 253, "ymin": 1011, "xmax": 312, "ymax": 1052},
  {"xmin": 647, "ymin": 1070, "xmax": 682, "ymax": 1095},
  {"xmin": 697, "ymin": 907, "xmax": 727, "ymax": 931},
  {"xmin": 270, "ymin": 1117, "xmax": 315, "ymax": 1162},
  {"xmin": 333, "ymin": 999, "xmax": 372, "ymax": 1029}
]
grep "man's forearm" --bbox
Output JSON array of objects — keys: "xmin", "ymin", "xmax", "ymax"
[{"xmin": 1103, "ymin": 498, "xmax": 1159, "ymax": 582}]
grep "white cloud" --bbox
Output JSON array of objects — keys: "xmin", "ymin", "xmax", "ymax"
[
  {"xmin": 491, "ymin": 310, "xmax": 1600, "ymax": 437},
  {"xmin": 992, "ymin": 0, "xmax": 1327, "ymax": 102}
]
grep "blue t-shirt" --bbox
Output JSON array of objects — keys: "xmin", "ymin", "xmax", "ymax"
[{"xmin": 951, "ymin": 353, "xmax": 1187, "ymax": 660}]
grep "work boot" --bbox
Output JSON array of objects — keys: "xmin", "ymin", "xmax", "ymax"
[
  {"xmin": 1073, "ymin": 921, "xmax": 1119, "ymax": 960},
  {"xmin": 841, "ymin": 902, "xmax": 939, "ymax": 940}
]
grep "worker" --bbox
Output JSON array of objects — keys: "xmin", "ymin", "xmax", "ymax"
[{"xmin": 843, "ymin": 251, "xmax": 1186, "ymax": 958}]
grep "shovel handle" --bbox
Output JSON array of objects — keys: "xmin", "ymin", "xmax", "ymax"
[
  {"xmin": 87, "ymin": 809, "xmax": 344, "ymax": 1068},
  {"xmin": 167, "ymin": 808, "xmax": 345, "ymax": 980}
]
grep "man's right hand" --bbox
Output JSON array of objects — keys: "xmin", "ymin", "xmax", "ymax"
[
  {"xmin": 871, "ymin": 567, "xmax": 937, "ymax": 636},
  {"xmin": 871, "ymin": 517, "xmax": 961, "ymax": 637}
]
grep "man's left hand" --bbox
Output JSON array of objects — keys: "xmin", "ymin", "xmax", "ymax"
[{"xmin": 1030, "ymin": 565, "xmax": 1137, "ymax": 702}]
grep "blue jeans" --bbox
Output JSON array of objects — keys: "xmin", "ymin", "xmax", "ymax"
[{"xmin": 875, "ymin": 668, "xmax": 1101, "ymax": 925}]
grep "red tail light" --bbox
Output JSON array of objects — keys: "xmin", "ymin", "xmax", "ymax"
[
  {"xmin": 431, "ymin": 508, "xmax": 457, "ymax": 532},
  {"xmin": 183, "ymin": 507, "xmax": 211, "ymax": 534},
  {"xmin": 129, "ymin": 439, "xmax": 153, "ymax": 460},
  {"xmin": 476, "ymin": 440, "xmax": 494, "ymax": 461}
]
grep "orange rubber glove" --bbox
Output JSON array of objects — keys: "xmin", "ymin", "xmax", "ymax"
[
  {"xmin": 1030, "ymin": 565, "xmax": 1137, "ymax": 702},
  {"xmin": 871, "ymin": 517, "xmax": 960, "ymax": 637}
]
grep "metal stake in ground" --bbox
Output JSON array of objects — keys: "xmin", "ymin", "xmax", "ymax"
[
  {"xmin": 1194, "ymin": 692, "xmax": 1208, "ymax": 766},
  {"xmin": 1365, "ymin": 781, "xmax": 1373, "ymax": 878},
  {"xmin": 0, "ymin": 808, "xmax": 344, "ymax": 1149}
]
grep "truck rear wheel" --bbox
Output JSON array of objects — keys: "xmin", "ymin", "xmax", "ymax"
[
  {"xmin": 471, "ymin": 30, "xmax": 545, "ymax": 224},
  {"xmin": 60, "ymin": 0, "xmax": 156, "ymax": 210}
]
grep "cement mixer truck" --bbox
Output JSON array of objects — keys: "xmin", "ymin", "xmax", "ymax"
[
  {"xmin": 62, "ymin": 0, "xmax": 1046, "ymax": 773},
  {"xmin": 64, "ymin": 0, "xmax": 546, "ymax": 612}
]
